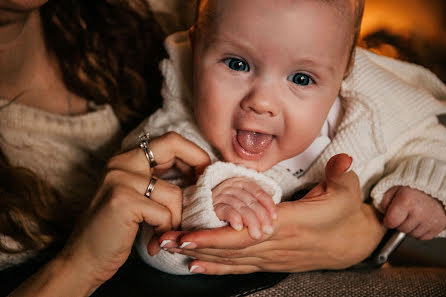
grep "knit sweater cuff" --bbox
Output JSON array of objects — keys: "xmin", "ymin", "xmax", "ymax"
[
  {"xmin": 181, "ymin": 162, "xmax": 283, "ymax": 231},
  {"xmin": 371, "ymin": 157, "xmax": 446, "ymax": 238}
]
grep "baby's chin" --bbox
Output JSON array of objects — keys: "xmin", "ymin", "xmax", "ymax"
[{"xmin": 222, "ymin": 153, "xmax": 276, "ymax": 172}]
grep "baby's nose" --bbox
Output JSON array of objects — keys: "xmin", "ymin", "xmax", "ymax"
[{"xmin": 240, "ymin": 88, "xmax": 280, "ymax": 117}]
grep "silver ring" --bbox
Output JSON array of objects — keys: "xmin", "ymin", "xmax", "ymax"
[
  {"xmin": 139, "ymin": 132, "xmax": 157, "ymax": 168},
  {"xmin": 145, "ymin": 177, "xmax": 158, "ymax": 198}
]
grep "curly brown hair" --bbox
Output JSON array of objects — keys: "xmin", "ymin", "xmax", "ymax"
[
  {"xmin": 41, "ymin": 0, "xmax": 167, "ymax": 131},
  {"xmin": 0, "ymin": 0, "xmax": 167, "ymax": 253}
]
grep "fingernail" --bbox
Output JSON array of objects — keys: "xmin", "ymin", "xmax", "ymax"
[
  {"xmin": 272, "ymin": 213, "xmax": 278, "ymax": 220},
  {"xmin": 345, "ymin": 156, "xmax": 354, "ymax": 173},
  {"xmin": 160, "ymin": 240, "xmax": 171, "ymax": 248},
  {"xmin": 233, "ymin": 224, "xmax": 243, "ymax": 231},
  {"xmin": 252, "ymin": 230, "xmax": 262, "ymax": 239},
  {"xmin": 190, "ymin": 265, "xmax": 205, "ymax": 273},
  {"xmin": 168, "ymin": 247, "xmax": 182, "ymax": 253},
  {"xmin": 180, "ymin": 242, "xmax": 197, "ymax": 249},
  {"xmin": 263, "ymin": 225, "xmax": 274, "ymax": 235}
]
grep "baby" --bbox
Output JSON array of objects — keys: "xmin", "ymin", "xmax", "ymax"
[{"xmin": 125, "ymin": 0, "xmax": 446, "ymax": 274}]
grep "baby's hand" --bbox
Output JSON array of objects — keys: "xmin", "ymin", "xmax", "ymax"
[
  {"xmin": 212, "ymin": 177, "xmax": 277, "ymax": 239},
  {"xmin": 381, "ymin": 186, "xmax": 446, "ymax": 240}
]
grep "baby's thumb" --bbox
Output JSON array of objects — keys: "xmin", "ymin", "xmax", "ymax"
[{"xmin": 325, "ymin": 153, "xmax": 353, "ymax": 181}]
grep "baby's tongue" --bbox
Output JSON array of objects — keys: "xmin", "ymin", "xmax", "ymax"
[{"xmin": 237, "ymin": 130, "xmax": 273, "ymax": 154}]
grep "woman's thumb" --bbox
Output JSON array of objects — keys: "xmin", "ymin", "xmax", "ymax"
[{"xmin": 325, "ymin": 153, "xmax": 353, "ymax": 180}]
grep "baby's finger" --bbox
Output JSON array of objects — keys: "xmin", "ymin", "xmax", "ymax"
[
  {"xmin": 220, "ymin": 189, "xmax": 274, "ymax": 232},
  {"xmin": 383, "ymin": 202, "xmax": 409, "ymax": 229},
  {"xmin": 252, "ymin": 189, "xmax": 277, "ymax": 221},
  {"xmin": 214, "ymin": 203, "xmax": 243, "ymax": 231},
  {"xmin": 238, "ymin": 182, "xmax": 277, "ymax": 219},
  {"xmin": 215, "ymin": 193, "xmax": 272, "ymax": 234},
  {"xmin": 408, "ymin": 223, "xmax": 428, "ymax": 239},
  {"xmin": 239, "ymin": 206, "xmax": 262, "ymax": 240},
  {"xmin": 396, "ymin": 216, "xmax": 419, "ymax": 234},
  {"xmin": 380, "ymin": 187, "xmax": 400, "ymax": 212},
  {"xmin": 419, "ymin": 228, "xmax": 440, "ymax": 241}
]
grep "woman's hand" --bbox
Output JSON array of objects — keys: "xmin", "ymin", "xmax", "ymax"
[
  {"xmin": 10, "ymin": 132, "xmax": 210, "ymax": 296},
  {"xmin": 161, "ymin": 154, "xmax": 386, "ymax": 274}
]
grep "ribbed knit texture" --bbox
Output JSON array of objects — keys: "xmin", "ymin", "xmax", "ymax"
[
  {"xmin": 181, "ymin": 162, "xmax": 283, "ymax": 230},
  {"xmin": 0, "ymin": 101, "xmax": 123, "ymax": 270},
  {"xmin": 129, "ymin": 31, "xmax": 446, "ymax": 274}
]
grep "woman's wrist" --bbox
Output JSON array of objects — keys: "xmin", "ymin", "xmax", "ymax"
[
  {"xmin": 9, "ymin": 251, "xmax": 101, "ymax": 297},
  {"xmin": 352, "ymin": 203, "xmax": 387, "ymax": 265}
]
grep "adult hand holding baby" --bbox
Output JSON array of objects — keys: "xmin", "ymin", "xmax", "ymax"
[
  {"xmin": 10, "ymin": 132, "xmax": 210, "ymax": 296},
  {"xmin": 161, "ymin": 154, "xmax": 386, "ymax": 274}
]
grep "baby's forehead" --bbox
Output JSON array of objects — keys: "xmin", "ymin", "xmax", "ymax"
[
  {"xmin": 198, "ymin": 0, "xmax": 356, "ymax": 23},
  {"xmin": 196, "ymin": 0, "xmax": 356, "ymax": 47}
]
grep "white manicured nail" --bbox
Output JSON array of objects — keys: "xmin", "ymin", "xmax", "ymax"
[
  {"xmin": 189, "ymin": 265, "xmax": 199, "ymax": 273},
  {"xmin": 189, "ymin": 265, "xmax": 204, "ymax": 273},
  {"xmin": 180, "ymin": 242, "xmax": 192, "ymax": 249},
  {"xmin": 160, "ymin": 240, "xmax": 171, "ymax": 248}
]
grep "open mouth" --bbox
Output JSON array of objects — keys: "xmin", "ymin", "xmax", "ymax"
[{"xmin": 233, "ymin": 129, "xmax": 274, "ymax": 160}]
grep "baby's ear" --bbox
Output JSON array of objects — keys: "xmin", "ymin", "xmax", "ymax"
[{"xmin": 343, "ymin": 48, "xmax": 356, "ymax": 79}]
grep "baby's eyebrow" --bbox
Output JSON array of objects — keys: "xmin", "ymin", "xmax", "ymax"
[
  {"xmin": 292, "ymin": 58, "xmax": 336, "ymax": 77},
  {"xmin": 206, "ymin": 34, "xmax": 255, "ymax": 53}
]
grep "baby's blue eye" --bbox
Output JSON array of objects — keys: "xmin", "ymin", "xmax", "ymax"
[
  {"xmin": 223, "ymin": 58, "xmax": 250, "ymax": 72},
  {"xmin": 289, "ymin": 73, "xmax": 314, "ymax": 86}
]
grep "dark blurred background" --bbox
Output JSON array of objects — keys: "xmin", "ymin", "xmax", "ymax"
[{"xmin": 359, "ymin": 0, "xmax": 446, "ymax": 83}]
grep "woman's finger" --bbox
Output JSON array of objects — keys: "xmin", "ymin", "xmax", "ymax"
[
  {"xmin": 107, "ymin": 132, "xmax": 211, "ymax": 176},
  {"xmin": 132, "ymin": 192, "xmax": 174, "ymax": 233},
  {"xmin": 325, "ymin": 153, "xmax": 353, "ymax": 180},
  {"xmin": 148, "ymin": 235, "xmax": 161, "ymax": 256},
  {"xmin": 148, "ymin": 179, "xmax": 183, "ymax": 229},
  {"xmin": 188, "ymin": 260, "xmax": 260, "ymax": 275},
  {"xmin": 99, "ymin": 169, "xmax": 183, "ymax": 229},
  {"xmin": 158, "ymin": 231, "xmax": 188, "ymax": 248},
  {"xmin": 150, "ymin": 132, "xmax": 211, "ymax": 175},
  {"xmin": 175, "ymin": 226, "xmax": 259, "ymax": 250},
  {"xmin": 214, "ymin": 203, "xmax": 244, "ymax": 231},
  {"xmin": 106, "ymin": 148, "xmax": 153, "ymax": 175}
]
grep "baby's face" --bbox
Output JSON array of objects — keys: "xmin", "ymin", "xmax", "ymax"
[{"xmin": 192, "ymin": 0, "xmax": 354, "ymax": 172}]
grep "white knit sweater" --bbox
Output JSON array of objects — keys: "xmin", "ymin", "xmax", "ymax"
[
  {"xmin": 124, "ymin": 31, "xmax": 446, "ymax": 275},
  {"xmin": 0, "ymin": 101, "xmax": 123, "ymax": 270}
]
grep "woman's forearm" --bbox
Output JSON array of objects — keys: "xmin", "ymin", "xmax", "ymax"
[{"xmin": 9, "ymin": 253, "xmax": 99, "ymax": 297}]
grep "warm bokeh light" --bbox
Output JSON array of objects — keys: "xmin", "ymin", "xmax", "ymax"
[
  {"xmin": 360, "ymin": 0, "xmax": 446, "ymax": 41},
  {"xmin": 359, "ymin": 0, "xmax": 445, "ymax": 82}
]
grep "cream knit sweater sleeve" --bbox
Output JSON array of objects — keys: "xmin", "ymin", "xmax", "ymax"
[
  {"xmin": 181, "ymin": 162, "xmax": 282, "ymax": 231},
  {"xmin": 343, "ymin": 49, "xmax": 446, "ymax": 237},
  {"xmin": 135, "ymin": 162, "xmax": 282, "ymax": 275}
]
